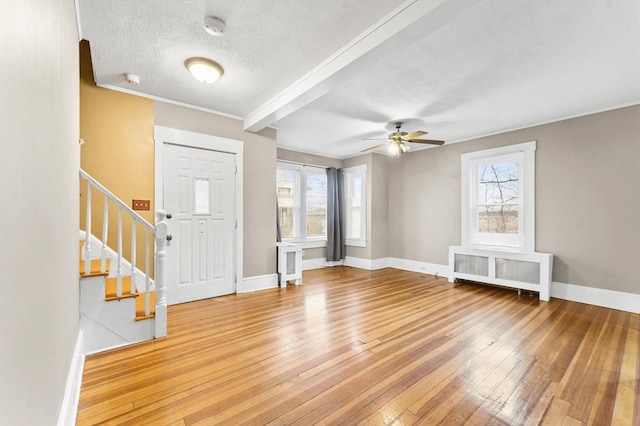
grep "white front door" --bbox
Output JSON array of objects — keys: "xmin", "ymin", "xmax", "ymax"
[{"xmin": 163, "ymin": 143, "xmax": 236, "ymax": 305}]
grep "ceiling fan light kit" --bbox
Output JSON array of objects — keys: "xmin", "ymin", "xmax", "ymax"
[
  {"xmin": 364, "ymin": 121, "xmax": 445, "ymax": 157},
  {"xmin": 388, "ymin": 140, "xmax": 410, "ymax": 157}
]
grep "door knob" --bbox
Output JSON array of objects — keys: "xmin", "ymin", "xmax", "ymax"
[
  {"xmin": 166, "ymin": 235, "xmax": 172, "ymax": 241},
  {"xmin": 166, "ymin": 213, "xmax": 172, "ymax": 219}
]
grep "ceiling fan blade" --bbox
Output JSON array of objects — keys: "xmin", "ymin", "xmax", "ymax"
[
  {"xmin": 408, "ymin": 139, "xmax": 445, "ymax": 145},
  {"xmin": 361, "ymin": 142, "xmax": 388, "ymax": 152},
  {"xmin": 403, "ymin": 130, "xmax": 427, "ymax": 140}
]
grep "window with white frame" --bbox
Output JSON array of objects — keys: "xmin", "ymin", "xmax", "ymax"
[
  {"xmin": 344, "ymin": 164, "xmax": 367, "ymax": 247},
  {"xmin": 461, "ymin": 141, "xmax": 536, "ymax": 251},
  {"xmin": 277, "ymin": 163, "xmax": 327, "ymax": 242}
]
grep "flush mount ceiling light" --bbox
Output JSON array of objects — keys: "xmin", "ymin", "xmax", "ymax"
[{"xmin": 185, "ymin": 57, "xmax": 224, "ymax": 84}]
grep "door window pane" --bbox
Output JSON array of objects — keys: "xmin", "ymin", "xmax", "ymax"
[{"xmin": 193, "ymin": 178, "xmax": 210, "ymax": 214}]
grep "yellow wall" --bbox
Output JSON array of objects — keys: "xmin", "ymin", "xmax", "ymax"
[{"xmin": 79, "ymin": 41, "xmax": 155, "ymax": 273}]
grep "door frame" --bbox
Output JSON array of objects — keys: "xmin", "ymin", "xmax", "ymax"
[{"xmin": 154, "ymin": 125, "xmax": 244, "ymax": 293}]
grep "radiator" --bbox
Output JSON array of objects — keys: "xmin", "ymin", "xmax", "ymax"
[
  {"xmin": 277, "ymin": 242, "xmax": 302, "ymax": 287},
  {"xmin": 448, "ymin": 246, "xmax": 553, "ymax": 301}
]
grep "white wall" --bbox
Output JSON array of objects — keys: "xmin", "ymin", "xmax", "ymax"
[{"xmin": 0, "ymin": 0, "xmax": 80, "ymax": 423}]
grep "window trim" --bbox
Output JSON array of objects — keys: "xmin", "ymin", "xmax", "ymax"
[
  {"xmin": 461, "ymin": 141, "xmax": 536, "ymax": 252},
  {"xmin": 343, "ymin": 164, "xmax": 367, "ymax": 247},
  {"xmin": 277, "ymin": 162, "xmax": 327, "ymax": 243}
]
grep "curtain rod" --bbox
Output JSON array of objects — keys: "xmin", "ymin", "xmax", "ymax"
[{"xmin": 277, "ymin": 159, "xmax": 330, "ymax": 169}]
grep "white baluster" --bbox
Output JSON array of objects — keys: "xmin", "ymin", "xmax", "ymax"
[
  {"xmin": 84, "ymin": 183, "xmax": 92, "ymax": 275},
  {"xmin": 117, "ymin": 208, "xmax": 123, "ymax": 297},
  {"xmin": 101, "ymin": 195, "xmax": 109, "ymax": 273},
  {"xmin": 154, "ymin": 211, "xmax": 168, "ymax": 338},
  {"xmin": 145, "ymin": 229, "xmax": 150, "ymax": 316},
  {"xmin": 131, "ymin": 218, "xmax": 137, "ymax": 295}
]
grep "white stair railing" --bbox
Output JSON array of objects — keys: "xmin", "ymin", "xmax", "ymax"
[{"xmin": 80, "ymin": 169, "xmax": 167, "ymax": 338}]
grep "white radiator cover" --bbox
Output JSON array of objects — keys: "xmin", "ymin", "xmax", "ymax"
[
  {"xmin": 277, "ymin": 242, "xmax": 302, "ymax": 287},
  {"xmin": 449, "ymin": 246, "xmax": 553, "ymax": 301}
]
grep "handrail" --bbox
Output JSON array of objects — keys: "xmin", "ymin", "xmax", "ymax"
[
  {"xmin": 80, "ymin": 169, "xmax": 154, "ymax": 232},
  {"xmin": 80, "ymin": 168, "xmax": 167, "ymax": 338}
]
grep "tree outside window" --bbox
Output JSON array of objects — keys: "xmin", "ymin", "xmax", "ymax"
[{"xmin": 476, "ymin": 161, "xmax": 519, "ymax": 234}]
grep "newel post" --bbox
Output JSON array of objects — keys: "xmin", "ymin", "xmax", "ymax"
[{"xmin": 154, "ymin": 210, "xmax": 168, "ymax": 338}]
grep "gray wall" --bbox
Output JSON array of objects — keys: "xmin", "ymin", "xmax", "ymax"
[
  {"xmin": 370, "ymin": 154, "xmax": 390, "ymax": 260},
  {"xmin": 155, "ymin": 103, "xmax": 278, "ymax": 277},
  {"xmin": 388, "ymin": 105, "xmax": 640, "ymax": 294},
  {"xmin": 0, "ymin": 0, "xmax": 80, "ymax": 422},
  {"xmin": 277, "ymin": 148, "xmax": 343, "ymax": 169}
]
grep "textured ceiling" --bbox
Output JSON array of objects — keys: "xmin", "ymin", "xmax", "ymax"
[
  {"xmin": 78, "ymin": 0, "xmax": 640, "ymax": 158},
  {"xmin": 78, "ymin": 0, "xmax": 405, "ymax": 117}
]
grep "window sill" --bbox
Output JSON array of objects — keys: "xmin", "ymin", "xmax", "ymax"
[
  {"xmin": 280, "ymin": 239, "xmax": 327, "ymax": 249},
  {"xmin": 346, "ymin": 239, "xmax": 367, "ymax": 248},
  {"xmin": 468, "ymin": 242, "xmax": 539, "ymax": 255}
]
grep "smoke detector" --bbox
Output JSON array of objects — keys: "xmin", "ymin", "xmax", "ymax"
[
  {"xmin": 204, "ymin": 16, "xmax": 225, "ymax": 36},
  {"xmin": 123, "ymin": 73, "xmax": 140, "ymax": 85}
]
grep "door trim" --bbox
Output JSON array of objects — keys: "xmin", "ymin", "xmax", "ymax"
[{"xmin": 154, "ymin": 126, "xmax": 244, "ymax": 293}]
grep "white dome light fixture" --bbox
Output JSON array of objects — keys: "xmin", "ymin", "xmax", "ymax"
[{"xmin": 185, "ymin": 57, "xmax": 224, "ymax": 84}]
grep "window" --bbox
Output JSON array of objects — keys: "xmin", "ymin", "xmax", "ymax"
[
  {"xmin": 461, "ymin": 141, "xmax": 535, "ymax": 251},
  {"xmin": 344, "ymin": 164, "xmax": 367, "ymax": 247},
  {"xmin": 277, "ymin": 163, "xmax": 327, "ymax": 242},
  {"xmin": 193, "ymin": 178, "xmax": 210, "ymax": 215}
]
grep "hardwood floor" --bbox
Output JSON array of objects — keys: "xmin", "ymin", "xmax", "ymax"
[{"xmin": 77, "ymin": 267, "xmax": 639, "ymax": 425}]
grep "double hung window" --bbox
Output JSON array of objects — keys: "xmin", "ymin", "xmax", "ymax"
[
  {"xmin": 277, "ymin": 163, "xmax": 327, "ymax": 242},
  {"xmin": 344, "ymin": 164, "xmax": 367, "ymax": 247},
  {"xmin": 461, "ymin": 141, "xmax": 536, "ymax": 251}
]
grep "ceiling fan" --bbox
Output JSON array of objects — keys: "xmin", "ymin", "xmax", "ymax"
[{"xmin": 362, "ymin": 121, "xmax": 445, "ymax": 157}]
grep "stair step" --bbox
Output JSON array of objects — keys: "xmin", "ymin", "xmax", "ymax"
[
  {"xmin": 105, "ymin": 276, "xmax": 138, "ymax": 301},
  {"xmin": 105, "ymin": 276, "xmax": 155, "ymax": 321},
  {"xmin": 79, "ymin": 258, "xmax": 110, "ymax": 277},
  {"xmin": 135, "ymin": 291, "xmax": 156, "ymax": 321}
]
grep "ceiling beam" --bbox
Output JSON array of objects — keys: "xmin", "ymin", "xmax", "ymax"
[{"xmin": 243, "ymin": 0, "xmax": 475, "ymax": 133}]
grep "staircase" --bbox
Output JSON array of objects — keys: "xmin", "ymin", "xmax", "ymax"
[{"xmin": 79, "ymin": 169, "xmax": 168, "ymax": 354}]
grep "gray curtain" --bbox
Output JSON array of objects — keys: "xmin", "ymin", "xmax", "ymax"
[{"xmin": 326, "ymin": 167, "xmax": 345, "ymax": 261}]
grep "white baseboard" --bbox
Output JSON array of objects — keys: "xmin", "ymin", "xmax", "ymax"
[
  {"xmin": 344, "ymin": 256, "xmax": 390, "ymax": 270},
  {"xmin": 342, "ymin": 256, "xmax": 449, "ymax": 276},
  {"xmin": 242, "ymin": 274, "xmax": 278, "ymax": 293},
  {"xmin": 387, "ymin": 257, "xmax": 450, "ymax": 277},
  {"xmin": 551, "ymin": 281, "xmax": 640, "ymax": 314},
  {"xmin": 302, "ymin": 258, "xmax": 342, "ymax": 271},
  {"xmin": 57, "ymin": 331, "xmax": 85, "ymax": 426}
]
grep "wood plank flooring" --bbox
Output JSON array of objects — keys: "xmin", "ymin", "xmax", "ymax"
[{"xmin": 77, "ymin": 267, "xmax": 639, "ymax": 425}]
